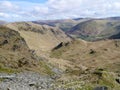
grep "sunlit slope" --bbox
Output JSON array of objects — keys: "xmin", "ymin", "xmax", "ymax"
[{"xmin": 6, "ymin": 22, "xmax": 71, "ymax": 53}]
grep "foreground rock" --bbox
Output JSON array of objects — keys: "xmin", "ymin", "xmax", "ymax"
[{"xmin": 0, "ymin": 72, "xmax": 55, "ymax": 90}]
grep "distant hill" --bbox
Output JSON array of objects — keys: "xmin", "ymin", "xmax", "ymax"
[
  {"xmin": 0, "ymin": 20, "xmax": 7, "ymax": 25},
  {"xmin": 32, "ymin": 19, "xmax": 78, "ymax": 31},
  {"xmin": 5, "ymin": 22, "xmax": 71, "ymax": 54},
  {"xmin": 33, "ymin": 17, "xmax": 120, "ymax": 41},
  {"xmin": 68, "ymin": 19, "xmax": 120, "ymax": 41},
  {"xmin": 32, "ymin": 18, "xmax": 90, "ymax": 31},
  {"xmin": 106, "ymin": 17, "xmax": 120, "ymax": 20}
]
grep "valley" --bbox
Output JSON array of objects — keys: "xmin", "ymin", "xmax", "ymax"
[{"xmin": 0, "ymin": 17, "xmax": 120, "ymax": 90}]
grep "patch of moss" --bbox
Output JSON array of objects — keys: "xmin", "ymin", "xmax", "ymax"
[
  {"xmin": 65, "ymin": 68, "xmax": 82, "ymax": 76},
  {"xmin": 93, "ymin": 71, "xmax": 120, "ymax": 90},
  {"xmin": 0, "ymin": 78, "xmax": 5, "ymax": 82},
  {"xmin": 50, "ymin": 50, "xmax": 63, "ymax": 58},
  {"xmin": 77, "ymin": 85, "xmax": 93, "ymax": 90},
  {"xmin": 39, "ymin": 61, "xmax": 54, "ymax": 75},
  {"xmin": 0, "ymin": 67, "xmax": 18, "ymax": 74},
  {"xmin": 98, "ymin": 71, "xmax": 117, "ymax": 89},
  {"xmin": 0, "ymin": 63, "xmax": 18, "ymax": 74}
]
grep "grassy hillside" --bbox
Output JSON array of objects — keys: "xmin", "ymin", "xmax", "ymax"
[
  {"xmin": 68, "ymin": 19, "xmax": 120, "ymax": 41},
  {"xmin": 51, "ymin": 39, "xmax": 120, "ymax": 71},
  {"xmin": 5, "ymin": 22, "xmax": 71, "ymax": 55},
  {"xmin": 50, "ymin": 39, "xmax": 120, "ymax": 89},
  {"xmin": 0, "ymin": 26, "xmax": 54, "ymax": 75}
]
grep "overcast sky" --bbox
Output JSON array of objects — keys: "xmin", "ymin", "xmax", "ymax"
[{"xmin": 0, "ymin": 0, "xmax": 120, "ymax": 22}]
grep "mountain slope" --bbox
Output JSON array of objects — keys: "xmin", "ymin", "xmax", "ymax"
[
  {"xmin": 0, "ymin": 26, "xmax": 39, "ymax": 71},
  {"xmin": 33, "ymin": 19, "xmax": 77, "ymax": 31},
  {"xmin": 51, "ymin": 39, "xmax": 120, "ymax": 72},
  {"xmin": 0, "ymin": 26, "xmax": 55, "ymax": 75},
  {"xmin": 33, "ymin": 18, "xmax": 90, "ymax": 32},
  {"xmin": 5, "ymin": 22, "xmax": 71, "ymax": 54},
  {"xmin": 1, "ymin": 20, "xmax": 120, "ymax": 89},
  {"xmin": 68, "ymin": 19, "xmax": 120, "ymax": 41},
  {"xmin": 50, "ymin": 39, "xmax": 120, "ymax": 89}
]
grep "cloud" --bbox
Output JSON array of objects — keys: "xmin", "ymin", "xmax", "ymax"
[
  {"xmin": 0, "ymin": 13, "xmax": 9, "ymax": 18},
  {"xmin": 0, "ymin": 1, "xmax": 19, "ymax": 12},
  {"xmin": 1, "ymin": 1, "xmax": 13, "ymax": 8},
  {"xmin": 30, "ymin": 0, "xmax": 120, "ymax": 19},
  {"xmin": 47, "ymin": 0, "xmax": 82, "ymax": 12},
  {"xmin": 32, "ymin": 6, "xmax": 49, "ymax": 16},
  {"xmin": 0, "ymin": 0, "xmax": 120, "ymax": 21}
]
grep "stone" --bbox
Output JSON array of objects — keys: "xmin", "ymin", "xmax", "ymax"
[{"xmin": 94, "ymin": 86, "xmax": 108, "ymax": 90}]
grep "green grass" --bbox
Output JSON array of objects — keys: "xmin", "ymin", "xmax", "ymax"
[
  {"xmin": 50, "ymin": 50, "xmax": 62, "ymax": 58},
  {"xmin": 0, "ymin": 61, "xmax": 19, "ymax": 74},
  {"xmin": 0, "ymin": 64, "xmax": 18, "ymax": 74},
  {"xmin": 77, "ymin": 85, "xmax": 93, "ymax": 90},
  {"xmin": 93, "ymin": 70, "xmax": 120, "ymax": 90},
  {"xmin": 98, "ymin": 71, "xmax": 120, "ymax": 89},
  {"xmin": 39, "ymin": 61, "xmax": 55, "ymax": 75}
]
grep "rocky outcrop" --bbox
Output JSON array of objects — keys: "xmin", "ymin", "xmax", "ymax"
[
  {"xmin": 0, "ymin": 72, "xmax": 54, "ymax": 90},
  {"xmin": 0, "ymin": 26, "xmax": 39, "ymax": 69},
  {"xmin": 94, "ymin": 86, "xmax": 108, "ymax": 90},
  {"xmin": 52, "ymin": 42, "xmax": 70, "ymax": 50}
]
